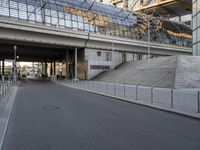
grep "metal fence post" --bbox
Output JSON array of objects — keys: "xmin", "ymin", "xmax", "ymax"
[
  {"xmin": 198, "ymin": 91, "xmax": 200, "ymax": 113},
  {"xmin": 99, "ymin": 82, "xmax": 101, "ymax": 93},
  {"xmin": 136, "ymin": 85, "xmax": 138, "ymax": 100},
  {"xmin": 106, "ymin": 83, "xmax": 108, "ymax": 94},
  {"xmin": 151, "ymin": 87, "xmax": 153, "ymax": 104},
  {"xmin": 0, "ymin": 85, "xmax": 2, "ymax": 100},
  {"xmin": 171, "ymin": 89, "xmax": 174, "ymax": 107},
  {"xmin": 124, "ymin": 84, "xmax": 125, "ymax": 97},
  {"xmin": 114, "ymin": 83, "xmax": 116, "ymax": 96}
]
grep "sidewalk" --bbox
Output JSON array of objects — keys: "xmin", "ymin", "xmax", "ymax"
[{"xmin": 0, "ymin": 86, "xmax": 18, "ymax": 150}]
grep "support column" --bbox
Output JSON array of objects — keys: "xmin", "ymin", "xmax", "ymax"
[
  {"xmin": 0, "ymin": 60, "xmax": 1, "ymax": 75},
  {"xmin": 50, "ymin": 61, "xmax": 53, "ymax": 76},
  {"xmin": 2, "ymin": 59, "xmax": 5, "ymax": 76},
  {"xmin": 66, "ymin": 50, "xmax": 69, "ymax": 79},
  {"xmin": 41, "ymin": 62, "xmax": 44, "ymax": 75},
  {"xmin": 45, "ymin": 62, "xmax": 47, "ymax": 77},
  {"xmin": 14, "ymin": 45, "xmax": 17, "ymax": 82},
  {"xmin": 53, "ymin": 60, "xmax": 56, "ymax": 76},
  {"xmin": 74, "ymin": 48, "xmax": 78, "ymax": 80}
]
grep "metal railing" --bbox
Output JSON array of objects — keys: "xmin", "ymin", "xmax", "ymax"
[
  {"xmin": 0, "ymin": 79, "xmax": 17, "ymax": 102},
  {"xmin": 65, "ymin": 80, "xmax": 200, "ymax": 115}
]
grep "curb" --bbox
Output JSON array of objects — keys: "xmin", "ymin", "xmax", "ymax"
[
  {"xmin": 0, "ymin": 86, "xmax": 18, "ymax": 150},
  {"xmin": 58, "ymin": 82, "xmax": 200, "ymax": 120}
]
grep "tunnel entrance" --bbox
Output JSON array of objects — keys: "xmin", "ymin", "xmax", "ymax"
[{"xmin": 0, "ymin": 40, "xmax": 86, "ymax": 81}]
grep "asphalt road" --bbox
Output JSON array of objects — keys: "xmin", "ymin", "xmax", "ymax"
[{"xmin": 2, "ymin": 79, "xmax": 200, "ymax": 150}]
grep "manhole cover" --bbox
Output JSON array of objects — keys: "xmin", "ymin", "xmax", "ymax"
[{"xmin": 43, "ymin": 106, "xmax": 60, "ymax": 110}]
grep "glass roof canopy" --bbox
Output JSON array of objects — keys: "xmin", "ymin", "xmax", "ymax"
[{"xmin": 0, "ymin": 0, "xmax": 192, "ymax": 47}]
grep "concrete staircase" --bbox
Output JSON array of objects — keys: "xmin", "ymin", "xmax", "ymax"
[
  {"xmin": 93, "ymin": 56, "xmax": 200, "ymax": 89},
  {"xmin": 94, "ymin": 56, "xmax": 177, "ymax": 88},
  {"xmin": 175, "ymin": 56, "xmax": 200, "ymax": 88}
]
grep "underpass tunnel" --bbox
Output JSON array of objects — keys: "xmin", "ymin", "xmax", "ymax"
[{"xmin": 0, "ymin": 41, "xmax": 86, "ymax": 81}]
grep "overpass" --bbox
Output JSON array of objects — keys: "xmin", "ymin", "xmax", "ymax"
[{"xmin": 0, "ymin": 0, "xmax": 192, "ymax": 80}]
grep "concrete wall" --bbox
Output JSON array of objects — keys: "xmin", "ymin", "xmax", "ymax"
[
  {"xmin": 70, "ymin": 81, "xmax": 200, "ymax": 115},
  {"xmin": 100, "ymin": 82, "xmax": 107, "ymax": 93},
  {"xmin": 173, "ymin": 89, "xmax": 199, "ymax": 113},
  {"xmin": 85, "ymin": 49, "xmax": 123, "ymax": 79},
  {"xmin": 115, "ymin": 84, "xmax": 125, "ymax": 98},
  {"xmin": 107, "ymin": 83, "xmax": 115, "ymax": 96},
  {"xmin": 124, "ymin": 85, "xmax": 137, "ymax": 101},
  {"xmin": 153, "ymin": 88, "xmax": 172, "ymax": 107},
  {"xmin": 137, "ymin": 86, "xmax": 152, "ymax": 102}
]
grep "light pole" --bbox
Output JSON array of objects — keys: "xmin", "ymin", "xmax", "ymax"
[
  {"xmin": 111, "ymin": 35, "xmax": 115, "ymax": 70},
  {"xmin": 147, "ymin": 16, "xmax": 150, "ymax": 65},
  {"xmin": 13, "ymin": 45, "xmax": 17, "ymax": 82}
]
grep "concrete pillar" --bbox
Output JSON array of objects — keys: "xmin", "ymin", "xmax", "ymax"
[
  {"xmin": 53, "ymin": 60, "xmax": 56, "ymax": 76},
  {"xmin": 0, "ymin": 60, "xmax": 1, "ymax": 75},
  {"xmin": 41, "ymin": 62, "xmax": 44, "ymax": 74},
  {"xmin": 45, "ymin": 62, "xmax": 47, "ymax": 76},
  {"xmin": 2, "ymin": 60, "xmax": 5, "ymax": 76},
  {"xmin": 50, "ymin": 61, "xmax": 53, "ymax": 76},
  {"xmin": 66, "ymin": 50, "xmax": 69, "ymax": 79},
  {"xmin": 74, "ymin": 48, "xmax": 78, "ymax": 80}
]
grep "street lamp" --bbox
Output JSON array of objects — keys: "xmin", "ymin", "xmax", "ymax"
[
  {"xmin": 111, "ymin": 34, "xmax": 115, "ymax": 70},
  {"xmin": 107, "ymin": 30, "xmax": 116, "ymax": 70},
  {"xmin": 13, "ymin": 45, "xmax": 17, "ymax": 82},
  {"xmin": 147, "ymin": 16, "xmax": 151, "ymax": 66}
]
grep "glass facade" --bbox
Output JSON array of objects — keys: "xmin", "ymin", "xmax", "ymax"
[
  {"xmin": 0, "ymin": 0, "xmax": 192, "ymax": 47},
  {"xmin": 193, "ymin": 0, "xmax": 200, "ymax": 55}
]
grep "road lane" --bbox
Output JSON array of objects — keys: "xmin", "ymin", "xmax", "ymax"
[{"xmin": 2, "ymin": 79, "xmax": 200, "ymax": 150}]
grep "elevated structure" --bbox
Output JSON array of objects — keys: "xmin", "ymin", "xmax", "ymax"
[
  {"xmin": 193, "ymin": 0, "xmax": 200, "ymax": 56},
  {"xmin": 131, "ymin": 0, "xmax": 192, "ymax": 17},
  {"xmin": 0, "ymin": 0, "xmax": 192, "ymax": 80}
]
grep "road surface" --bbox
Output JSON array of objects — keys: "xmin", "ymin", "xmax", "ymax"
[{"xmin": 2, "ymin": 79, "xmax": 200, "ymax": 150}]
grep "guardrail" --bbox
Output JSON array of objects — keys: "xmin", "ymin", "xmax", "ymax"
[
  {"xmin": 0, "ymin": 80, "xmax": 16, "ymax": 102},
  {"xmin": 65, "ymin": 80, "xmax": 200, "ymax": 115}
]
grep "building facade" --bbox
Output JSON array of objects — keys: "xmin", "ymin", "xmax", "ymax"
[{"xmin": 193, "ymin": 0, "xmax": 200, "ymax": 55}]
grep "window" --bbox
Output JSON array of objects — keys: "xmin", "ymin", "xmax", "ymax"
[
  {"xmin": 106, "ymin": 52, "xmax": 111, "ymax": 61},
  {"xmin": 97, "ymin": 51, "xmax": 101, "ymax": 56}
]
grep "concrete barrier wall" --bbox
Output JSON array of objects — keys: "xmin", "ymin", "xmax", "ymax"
[
  {"xmin": 69, "ymin": 81, "xmax": 200, "ymax": 116},
  {"xmin": 90, "ymin": 82, "xmax": 95, "ymax": 91},
  {"xmin": 173, "ymin": 89, "xmax": 199, "ymax": 113},
  {"xmin": 115, "ymin": 84, "xmax": 125, "ymax": 98},
  {"xmin": 125, "ymin": 85, "xmax": 137, "ymax": 100},
  {"xmin": 100, "ymin": 82, "xmax": 107, "ymax": 94},
  {"xmin": 84, "ymin": 82, "xmax": 89, "ymax": 90},
  {"xmin": 138, "ymin": 86, "xmax": 152, "ymax": 102},
  {"xmin": 95, "ymin": 82, "xmax": 101, "ymax": 92},
  {"xmin": 107, "ymin": 83, "xmax": 115, "ymax": 96},
  {"xmin": 153, "ymin": 88, "xmax": 172, "ymax": 107},
  {"xmin": 80, "ymin": 82, "xmax": 84, "ymax": 89}
]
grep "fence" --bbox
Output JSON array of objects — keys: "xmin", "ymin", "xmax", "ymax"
[
  {"xmin": 66, "ymin": 80, "xmax": 200, "ymax": 115},
  {"xmin": 0, "ymin": 80, "xmax": 16, "ymax": 102}
]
